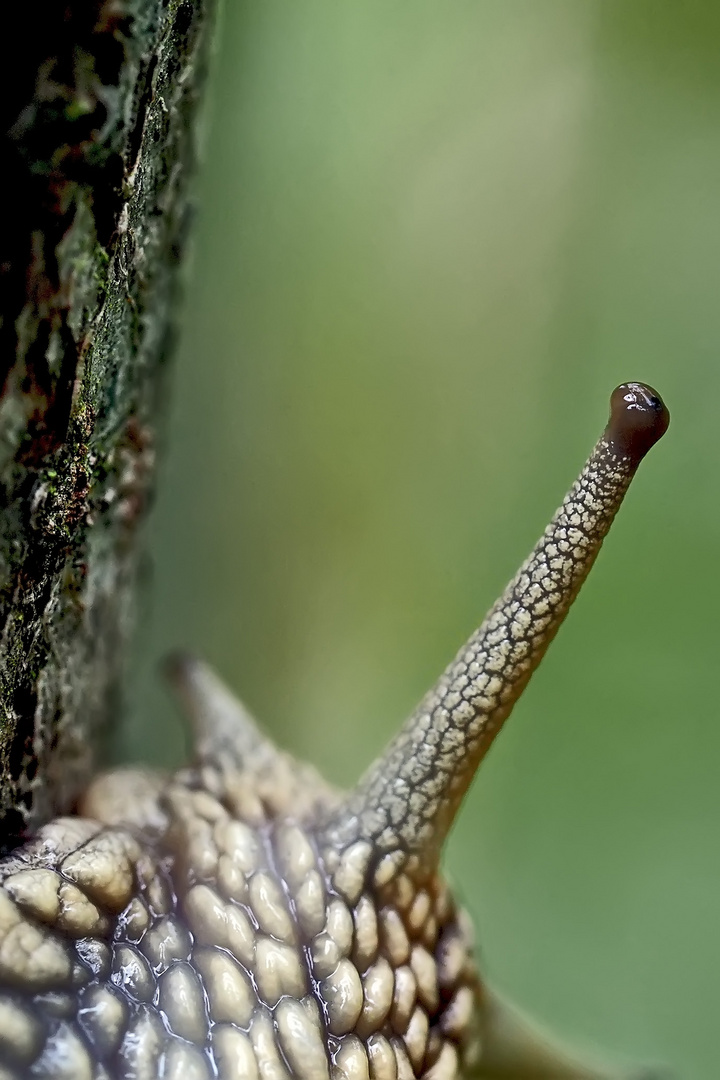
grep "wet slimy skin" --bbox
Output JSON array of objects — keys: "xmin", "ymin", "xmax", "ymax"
[{"xmin": 0, "ymin": 385, "xmax": 668, "ymax": 1079}]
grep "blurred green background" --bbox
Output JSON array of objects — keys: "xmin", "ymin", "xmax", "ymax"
[{"xmin": 123, "ymin": 3, "xmax": 720, "ymax": 1076}]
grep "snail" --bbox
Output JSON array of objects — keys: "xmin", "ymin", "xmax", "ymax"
[{"xmin": 0, "ymin": 382, "xmax": 669, "ymax": 1079}]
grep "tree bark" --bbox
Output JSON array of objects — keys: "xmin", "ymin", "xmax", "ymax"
[{"xmin": 0, "ymin": 0, "xmax": 214, "ymax": 838}]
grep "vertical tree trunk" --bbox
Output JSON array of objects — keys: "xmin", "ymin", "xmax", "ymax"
[{"xmin": 0, "ymin": 0, "xmax": 215, "ymax": 837}]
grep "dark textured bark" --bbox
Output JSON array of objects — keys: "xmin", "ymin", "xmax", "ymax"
[{"xmin": 0, "ymin": 0, "xmax": 214, "ymax": 839}]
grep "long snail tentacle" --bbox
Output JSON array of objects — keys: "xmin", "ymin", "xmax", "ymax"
[
  {"xmin": 0, "ymin": 384, "xmax": 668, "ymax": 1080},
  {"xmin": 323, "ymin": 382, "xmax": 669, "ymax": 866}
]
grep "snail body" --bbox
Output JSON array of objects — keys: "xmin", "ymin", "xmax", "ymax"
[{"xmin": 0, "ymin": 385, "xmax": 669, "ymax": 1079}]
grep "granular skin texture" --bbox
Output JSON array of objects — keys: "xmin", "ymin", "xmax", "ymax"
[{"xmin": 0, "ymin": 738, "xmax": 481, "ymax": 1079}]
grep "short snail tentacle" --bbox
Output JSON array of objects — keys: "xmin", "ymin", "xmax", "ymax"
[
  {"xmin": 164, "ymin": 651, "xmax": 272, "ymax": 768},
  {"xmin": 323, "ymin": 383, "xmax": 669, "ymax": 867},
  {"xmin": 164, "ymin": 651, "xmax": 341, "ymax": 819}
]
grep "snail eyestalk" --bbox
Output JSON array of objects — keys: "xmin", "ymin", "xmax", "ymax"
[{"xmin": 323, "ymin": 382, "xmax": 669, "ymax": 867}]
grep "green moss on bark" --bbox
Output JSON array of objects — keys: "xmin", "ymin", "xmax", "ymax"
[{"xmin": 0, "ymin": 0, "xmax": 215, "ymax": 836}]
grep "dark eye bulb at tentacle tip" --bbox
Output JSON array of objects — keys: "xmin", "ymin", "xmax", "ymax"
[
  {"xmin": 620, "ymin": 382, "xmax": 663, "ymax": 413},
  {"xmin": 607, "ymin": 381, "xmax": 670, "ymax": 461}
]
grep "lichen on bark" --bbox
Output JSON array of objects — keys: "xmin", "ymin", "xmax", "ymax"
[{"xmin": 0, "ymin": 0, "xmax": 215, "ymax": 838}]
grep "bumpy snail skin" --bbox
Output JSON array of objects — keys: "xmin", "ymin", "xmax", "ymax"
[{"xmin": 0, "ymin": 384, "xmax": 668, "ymax": 1079}]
